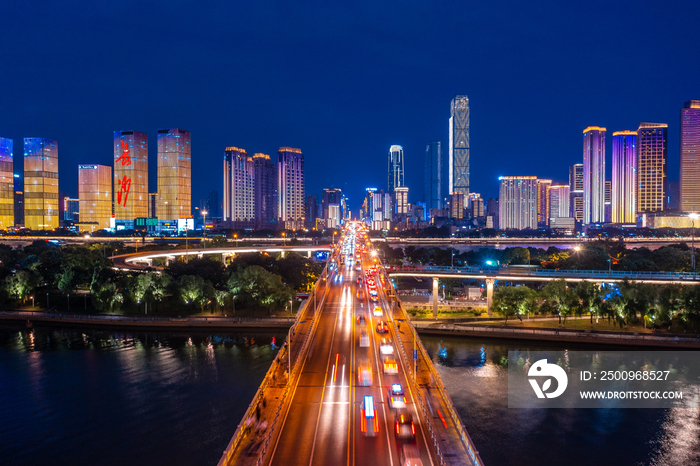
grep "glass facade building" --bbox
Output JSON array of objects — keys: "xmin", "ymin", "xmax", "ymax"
[
  {"xmin": 549, "ymin": 185, "xmax": 570, "ymax": 219},
  {"xmin": 113, "ymin": 130, "xmax": 148, "ymax": 221},
  {"xmin": 449, "ymin": 95, "xmax": 470, "ymax": 201},
  {"xmin": 680, "ymin": 101, "xmax": 700, "ymax": 213},
  {"xmin": 252, "ymin": 153, "xmax": 277, "ymax": 228},
  {"xmin": 277, "ymin": 147, "xmax": 305, "ymax": 230},
  {"xmin": 583, "ymin": 127, "xmax": 606, "ymax": 224},
  {"xmin": 24, "ymin": 138, "xmax": 59, "ymax": 230},
  {"xmin": 157, "ymin": 128, "xmax": 191, "ymax": 220},
  {"xmin": 536, "ymin": 179, "xmax": 552, "ymax": 226},
  {"xmin": 424, "ymin": 141, "xmax": 442, "ymax": 210},
  {"xmin": 78, "ymin": 164, "xmax": 112, "ymax": 232},
  {"xmin": 611, "ymin": 131, "xmax": 637, "ymax": 223},
  {"xmin": 394, "ymin": 186, "xmax": 409, "ymax": 215},
  {"xmin": 499, "ymin": 176, "xmax": 538, "ymax": 230},
  {"xmin": 0, "ymin": 138, "xmax": 14, "ymax": 228},
  {"xmin": 388, "ymin": 145, "xmax": 404, "ymax": 193},
  {"xmin": 637, "ymin": 123, "xmax": 667, "ymax": 213},
  {"xmin": 223, "ymin": 147, "xmax": 255, "ymax": 223}
]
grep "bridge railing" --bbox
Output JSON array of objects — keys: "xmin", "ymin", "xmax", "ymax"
[{"xmin": 3, "ymin": 311, "xmax": 295, "ymax": 325}]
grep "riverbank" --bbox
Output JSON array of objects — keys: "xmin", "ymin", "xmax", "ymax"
[{"xmin": 0, "ymin": 311, "xmax": 294, "ymax": 330}]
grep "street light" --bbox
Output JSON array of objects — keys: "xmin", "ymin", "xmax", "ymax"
[
  {"xmin": 574, "ymin": 246, "xmax": 581, "ymax": 268},
  {"xmin": 451, "ymin": 250, "xmax": 455, "ymax": 271},
  {"xmin": 691, "ymin": 213, "xmax": 699, "ymax": 275},
  {"xmin": 234, "ymin": 233, "xmax": 238, "ymax": 248},
  {"xmin": 282, "ymin": 232, "xmax": 286, "ymax": 247}
]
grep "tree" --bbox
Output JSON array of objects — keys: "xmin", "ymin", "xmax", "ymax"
[
  {"xmin": 657, "ymin": 285, "xmax": 682, "ymax": 328},
  {"xmin": 179, "ymin": 275, "xmax": 214, "ymax": 312},
  {"xmin": 541, "ymin": 279, "xmax": 571, "ymax": 326},
  {"xmin": 492, "ymin": 286, "xmax": 535, "ymax": 324},
  {"xmin": 56, "ymin": 265, "xmax": 76, "ymax": 295},
  {"xmin": 576, "ymin": 281, "xmax": 601, "ymax": 324},
  {"xmin": 5, "ymin": 270, "xmax": 35, "ymax": 303},
  {"xmin": 93, "ymin": 282, "xmax": 123, "ymax": 313},
  {"xmin": 228, "ymin": 265, "xmax": 293, "ymax": 315}
]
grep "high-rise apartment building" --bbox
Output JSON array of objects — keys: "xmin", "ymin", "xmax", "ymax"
[
  {"xmin": 395, "ymin": 186, "xmax": 409, "ymax": 215},
  {"xmin": 637, "ymin": 123, "xmax": 667, "ymax": 213},
  {"xmin": 388, "ymin": 145, "xmax": 404, "ymax": 192},
  {"xmin": 24, "ymin": 138, "xmax": 59, "ymax": 230},
  {"xmin": 223, "ymin": 147, "xmax": 255, "ymax": 223},
  {"xmin": 611, "ymin": 131, "xmax": 637, "ymax": 223},
  {"xmin": 499, "ymin": 176, "xmax": 537, "ymax": 230},
  {"xmin": 113, "ymin": 131, "xmax": 148, "ymax": 221},
  {"xmin": 305, "ymin": 194, "xmax": 319, "ymax": 228},
  {"xmin": 680, "ymin": 101, "xmax": 700, "ymax": 213},
  {"xmin": 277, "ymin": 147, "xmax": 305, "ymax": 229},
  {"xmin": 549, "ymin": 185, "xmax": 570, "ymax": 219},
  {"xmin": 449, "ymin": 95, "xmax": 470, "ymax": 200},
  {"xmin": 157, "ymin": 128, "xmax": 191, "ymax": 220},
  {"xmin": 363, "ymin": 188, "xmax": 377, "ymax": 221},
  {"xmin": 536, "ymin": 179, "xmax": 552, "ymax": 226},
  {"xmin": 424, "ymin": 141, "xmax": 442, "ymax": 210},
  {"xmin": 0, "ymin": 138, "xmax": 14, "ymax": 228},
  {"xmin": 569, "ymin": 163, "xmax": 584, "ymax": 191},
  {"xmin": 449, "ymin": 192, "xmax": 464, "ymax": 219},
  {"xmin": 78, "ymin": 164, "xmax": 112, "ymax": 232},
  {"xmin": 64, "ymin": 197, "xmax": 79, "ymax": 222},
  {"xmin": 253, "ymin": 153, "xmax": 277, "ymax": 228},
  {"xmin": 583, "ymin": 127, "xmax": 606, "ymax": 224},
  {"xmin": 322, "ymin": 188, "xmax": 342, "ymax": 220}
]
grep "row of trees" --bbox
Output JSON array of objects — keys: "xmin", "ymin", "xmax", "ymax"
[{"xmin": 492, "ymin": 279, "xmax": 700, "ymax": 331}]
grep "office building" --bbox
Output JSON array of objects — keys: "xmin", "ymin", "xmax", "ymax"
[
  {"xmin": 449, "ymin": 192, "xmax": 464, "ymax": 219},
  {"xmin": 0, "ymin": 138, "xmax": 14, "ymax": 228},
  {"xmin": 24, "ymin": 138, "xmax": 59, "ymax": 230},
  {"xmin": 395, "ymin": 186, "xmax": 409, "ymax": 216},
  {"xmin": 680, "ymin": 101, "xmax": 700, "ymax": 213},
  {"xmin": 569, "ymin": 163, "xmax": 584, "ymax": 191},
  {"xmin": 468, "ymin": 192, "xmax": 484, "ymax": 218},
  {"xmin": 449, "ymin": 95, "xmax": 470, "ymax": 201},
  {"xmin": 637, "ymin": 122, "xmax": 667, "ymax": 213},
  {"xmin": 14, "ymin": 173, "xmax": 23, "ymax": 227},
  {"xmin": 305, "ymin": 194, "xmax": 319, "ymax": 228},
  {"xmin": 388, "ymin": 145, "xmax": 404, "ymax": 192},
  {"xmin": 322, "ymin": 188, "xmax": 342, "ymax": 220},
  {"xmin": 78, "ymin": 164, "xmax": 112, "ymax": 232},
  {"xmin": 63, "ymin": 197, "xmax": 79, "ymax": 222},
  {"xmin": 583, "ymin": 127, "xmax": 606, "ymax": 224},
  {"xmin": 253, "ymin": 153, "xmax": 277, "ymax": 228},
  {"xmin": 363, "ymin": 188, "xmax": 377, "ymax": 220},
  {"xmin": 223, "ymin": 147, "xmax": 254, "ymax": 223},
  {"xmin": 604, "ymin": 180, "xmax": 612, "ymax": 223},
  {"xmin": 148, "ymin": 193, "xmax": 157, "ymax": 219},
  {"xmin": 499, "ymin": 176, "xmax": 537, "ymax": 230},
  {"xmin": 537, "ymin": 179, "xmax": 552, "ymax": 226},
  {"xmin": 424, "ymin": 141, "xmax": 442, "ymax": 210},
  {"xmin": 157, "ymin": 128, "xmax": 191, "ymax": 220},
  {"xmin": 611, "ymin": 131, "xmax": 637, "ymax": 223},
  {"xmin": 277, "ymin": 147, "xmax": 305, "ymax": 229},
  {"xmin": 549, "ymin": 185, "xmax": 570, "ymax": 219},
  {"xmin": 113, "ymin": 131, "xmax": 148, "ymax": 221}
]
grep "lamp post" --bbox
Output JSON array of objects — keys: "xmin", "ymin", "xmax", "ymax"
[
  {"xmin": 202, "ymin": 210, "xmax": 208, "ymax": 248},
  {"xmin": 574, "ymin": 246, "xmax": 581, "ymax": 268},
  {"xmin": 185, "ymin": 223, "xmax": 189, "ymax": 264},
  {"xmin": 451, "ymin": 250, "xmax": 455, "ymax": 272},
  {"xmin": 31, "ymin": 295, "xmax": 34, "ymax": 308},
  {"xmin": 234, "ymin": 233, "xmax": 238, "ymax": 248},
  {"xmin": 691, "ymin": 213, "xmax": 699, "ymax": 275},
  {"xmin": 282, "ymin": 232, "xmax": 286, "ymax": 247}
]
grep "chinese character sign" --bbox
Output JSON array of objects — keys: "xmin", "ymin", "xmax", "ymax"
[
  {"xmin": 116, "ymin": 140, "xmax": 132, "ymax": 166},
  {"xmin": 117, "ymin": 176, "xmax": 131, "ymax": 207}
]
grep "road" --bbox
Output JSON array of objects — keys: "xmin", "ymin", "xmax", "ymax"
[{"xmin": 268, "ymin": 232, "xmax": 435, "ymax": 466}]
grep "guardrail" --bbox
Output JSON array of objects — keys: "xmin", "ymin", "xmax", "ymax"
[{"xmin": 3, "ymin": 311, "xmax": 295, "ymax": 325}]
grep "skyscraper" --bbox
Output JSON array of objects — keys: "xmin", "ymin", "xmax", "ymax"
[
  {"xmin": 637, "ymin": 122, "xmax": 667, "ymax": 213},
  {"xmin": 24, "ymin": 138, "xmax": 59, "ymax": 230},
  {"xmin": 322, "ymin": 188, "xmax": 342, "ymax": 220},
  {"xmin": 499, "ymin": 176, "xmax": 537, "ymax": 230},
  {"xmin": 78, "ymin": 164, "xmax": 112, "ymax": 232},
  {"xmin": 206, "ymin": 190, "xmax": 220, "ymax": 218},
  {"xmin": 583, "ymin": 127, "xmax": 606, "ymax": 224},
  {"xmin": 223, "ymin": 147, "xmax": 254, "ymax": 224},
  {"xmin": 549, "ymin": 185, "xmax": 570, "ymax": 219},
  {"xmin": 305, "ymin": 194, "xmax": 319, "ymax": 228},
  {"xmin": 612, "ymin": 131, "xmax": 637, "ymax": 223},
  {"xmin": 277, "ymin": 147, "xmax": 305, "ymax": 230},
  {"xmin": 424, "ymin": 141, "xmax": 442, "ymax": 210},
  {"xmin": 157, "ymin": 128, "xmax": 191, "ymax": 220},
  {"xmin": 449, "ymin": 192, "xmax": 464, "ymax": 219},
  {"xmin": 449, "ymin": 95, "xmax": 470, "ymax": 200},
  {"xmin": 680, "ymin": 101, "xmax": 700, "ymax": 213},
  {"xmin": 113, "ymin": 131, "xmax": 148, "ymax": 221},
  {"xmin": 388, "ymin": 145, "xmax": 404, "ymax": 192},
  {"xmin": 395, "ymin": 186, "xmax": 409, "ymax": 215},
  {"xmin": 536, "ymin": 179, "xmax": 552, "ymax": 227},
  {"xmin": 0, "ymin": 138, "xmax": 14, "ymax": 228},
  {"xmin": 252, "ymin": 153, "xmax": 277, "ymax": 228}
]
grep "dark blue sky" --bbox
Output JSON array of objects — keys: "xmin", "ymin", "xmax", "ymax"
[{"xmin": 1, "ymin": 1, "xmax": 699, "ymax": 213}]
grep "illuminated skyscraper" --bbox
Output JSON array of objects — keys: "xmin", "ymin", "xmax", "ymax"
[
  {"xmin": 637, "ymin": 122, "xmax": 667, "ymax": 213},
  {"xmin": 277, "ymin": 147, "xmax": 305, "ymax": 229},
  {"xmin": 157, "ymin": 128, "xmax": 191, "ymax": 220},
  {"xmin": 680, "ymin": 101, "xmax": 700, "ymax": 212},
  {"xmin": 536, "ymin": 179, "xmax": 552, "ymax": 226},
  {"xmin": 449, "ymin": 192, "xmax": 464, "ymax": 219},
  {"xmin": 611, "ymin": 131, "xmax": 637, "ymax": 223},
  {"xmin": 322, "ymin": 188, "xmax": 342, "ymax": 220},
  {"xmin": 0, "ymin": 138, "xmax": 14, "ymax": 228},
  {"xmin": 499, "ymin": 176, "xmax": 537, "ymax": 230},
  {"xmin": 388, "ymin": 145, "xmax": 404, "ymax": 192},
  {"xmin": 583, "ymin": 127, "xmax": 606, "ymax": 224},
  {"xmin": 253, "ymin": 153, "xmax": 277, "ymax": 228},
  {"xmin": 549, "ymin": 185, "xmax": 570, "ymax": 219},
  {"xmin": 449, "ymin": 95, "xmax": 470, "ymax": 200},
  {"xmin": 78, "ymin": 164, "xmax": 112, "ymax": 232},
  {"xmin": 569, "ymin": 163, "xmax": 584, "ymax": 223},
  {"xmin": 468, "ymin": 192, "xmax": 484, "ymax": 218},
  {"xmin": 395, "ymin": 186, "xmax": 409, "ymax": 215},
  {"xmin": 424, "ymin": 141, "xmax": 442, "ymax": 210},
  {"xmin": 223, "ymin": 147, "xmax": 254, "ymax": 223},
  {"xmin": 24, "ymin": 138, "xmax": 59, "ymax": 230},
  {"xmin": 113, "ymin": 131, "xmax": 148, "ymax": 221}
]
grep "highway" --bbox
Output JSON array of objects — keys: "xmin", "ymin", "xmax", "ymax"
[{"xmin": 268, "ymin": 226, "xmax": 435, "ymax": 466}]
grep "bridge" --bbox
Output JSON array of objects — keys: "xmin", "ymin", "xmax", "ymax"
[
  {"xmin": 216, "ymin": 228, "xmax": 483, "ymax": 466},
  {"xmin": 386, "ymin": 265, "xmax": 700, "ymax": 317}
]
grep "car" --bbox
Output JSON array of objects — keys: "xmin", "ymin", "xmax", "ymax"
[
  {"xmin": 379, "ymin": 337, "xmax": 393, "ymax": 354},
  {"xmin": 361, "ymin": 395, "xmax": 378, "ymax": 436},
  {"xmin": 400, "ymin": 445, "xmax": 423, "ymax": 466},
  {"xmin": 357, "ymin": 315, "xmax": 367, "ymax": 326},
  {"xmin": 383, "ymin": 357, "xmax": 398, "ymax": 375},
  {"xmin": 388, "ymin": 383, "xmax": 406, "ymax": 409},
  {"xmin": 394, "ymin": 409, "xmax": 415, "ymax": 439},
  {"xmin": 376, "ymin": 321, "xmax": 388, "ymax": 333},
  {"xmin": 359, "ymin": 331, "xmax": 370, "ymax": 347},
  {"xmin": 373, "ymin": 306, "xmax": 383, "ymax": 317},
  {"xmin": 358, "ymin": 360, "xmax": 373, "ymax": 386}
]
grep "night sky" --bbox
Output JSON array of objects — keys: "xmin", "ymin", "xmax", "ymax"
[{"xmin": 2, "ymin": 1, "xmax": 699, "ymax": 214}]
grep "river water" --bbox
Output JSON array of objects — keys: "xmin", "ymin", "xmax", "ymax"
[{"xmin": 2, "ymin": 325, "xmax": 699, "ymax": 466}]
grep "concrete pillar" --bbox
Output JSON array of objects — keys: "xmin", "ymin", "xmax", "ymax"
[
  {"xmin": 432, "ymin": 277, "xmax": 439, "ymax": 319},
  {"xmin": 486, "ymin": 278, "xmax": 495, "ymax": 317},
  {"xmin": 307, "ymin": 250, "xmax": 311, "ymax": 258},
  {"xmin": 222, "ymin": 254, "xmax": 227, "ymax": 264},
  {"xmin": 281, "ymin": 251, "xmax": 286, "ymax": 258},
  {"xmin": 165, "ymin": 257, "xmax": 170, "ymax": 267}
]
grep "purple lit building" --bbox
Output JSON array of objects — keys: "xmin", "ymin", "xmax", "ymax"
[{"xmin": 611, "ymin": 131, "xmax": 637, "ymax": 223}]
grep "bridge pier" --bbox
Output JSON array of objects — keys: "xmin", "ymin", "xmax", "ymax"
[
  {"xmin": 307, "ymin": 250, "xmax": 311, "ymax": 258},
  {"xmin": 165, "ymin": 257, "xmax": 170, "ymax": 267},
  {"xmin": 486, "ymin": 278, "xmax": 495, "ymax": 316},
  {"xmin": 432, "ymin": 277, "xmax": 439, "ymax": 319},
  {"xmin": 281, "ymin": 251, "xmax": 286, "ymax": 258}
]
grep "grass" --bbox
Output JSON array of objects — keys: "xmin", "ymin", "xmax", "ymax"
[
  {"xmin": 407, "ymin": 309, "xmax": 487, "ymax": 320},
  {"xmin": 472, "ymin": 315, "xmax": 688, "ymax": 334}
]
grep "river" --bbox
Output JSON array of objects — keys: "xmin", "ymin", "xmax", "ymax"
[{"xmin": 2, "ymin": 325, "xmax": 698, "ymax": 466}]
